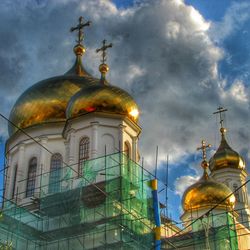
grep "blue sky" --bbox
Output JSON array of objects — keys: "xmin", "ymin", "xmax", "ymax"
[
  {"xmin": 0, "ymin": 0, "xmax": 249, "ymax": 222},
  {"xmin": 187, "ymin": 0, "xmax": 250, "ymax": 88},
  {"xmin": 185, "ymin": 0, "xmax": 233, "ymax": 21}
]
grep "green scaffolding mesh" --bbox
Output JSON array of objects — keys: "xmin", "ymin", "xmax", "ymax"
[
  {"xmin": 162, "ymin": 210, "xmax": 239, "ymax": 250},
  {"xmin": 0, "ymin": 153, "xmax": 155, "ymax": 250}
]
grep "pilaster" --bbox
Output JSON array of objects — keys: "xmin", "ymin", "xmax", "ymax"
[{"xmin": 91, "ymin": 121, "xmax": 99, "ymax": 159}]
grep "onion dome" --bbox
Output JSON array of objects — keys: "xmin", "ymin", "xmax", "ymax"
[
  {"xmin": 9, "ymin": 17, "xmax": 99, "ymax": 136},
  {"xmin": 66, "ymin": 84, "xmax": 139, "ymax": 122},
  {"xmin": 209, "ymin": 127, "xmax": 245, "ymax": 172},
  {"xmin": 182, "ymin": 140, "xmax": 235, "ymax": 212},
  {"xmin": 9, "ymin": 45, "xmax": 98, "ymax": 136},
  {"xmin": 182, "ymin": 176, "xmax": 235, "ymax": 212},
  {"xmin": 66, "ymin": 39, "xmax": 139, "ymax": 122}
]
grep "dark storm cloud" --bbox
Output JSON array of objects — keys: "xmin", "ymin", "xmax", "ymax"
[{"xmin": 0, "ymin": 0, "xmax": 249, "ymax": 173}]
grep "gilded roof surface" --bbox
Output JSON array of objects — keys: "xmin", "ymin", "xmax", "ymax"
[
  {"xmin": 209, "ymin": 133, "xmax": 245, "ymax": 172},
  {"xmin": 9, "ymin": 44, "xmax": 139, "ymax": 135},
  {"xmin": 182, "ymin": 139, "xmax": 235, "ymax": 213},
  {"xmin": 9, "ymin": 74, "xmax": 99, "ymax": 135},
  {"xmin": 9, "ymin": 19, "xmax": 139, "ymax": 136},
  {"xmin": 66, "ymin": 84, "xmax": 139, "ymax": 122},
  {"xmin": 182, "ymin": 177, "xmax": 235, "ymax": 212}
]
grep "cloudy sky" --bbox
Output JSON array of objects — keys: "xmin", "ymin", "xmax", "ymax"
[{"xmin": 0, "ymin": 0, "xmax": 249, "ymax": 220}]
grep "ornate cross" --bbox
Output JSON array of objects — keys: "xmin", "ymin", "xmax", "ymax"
[
  {"xmin": 213, "ymin": 106, "xmax": 228, "ymax": 129},
  {"xmin": 70, "ymin": 16, "xmax": 91, "ymax": 44},
  {"xmin": 197, "ymin": 140, "xmax": 211, "ymax": 162},
  {"xmin": 96, "ymin": 40, "xmax": 113, "ymax": 64}
]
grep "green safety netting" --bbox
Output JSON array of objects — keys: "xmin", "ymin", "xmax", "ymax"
[
  {"xmin": 162, "ymin": 211, "xmax": 239, "ymax": 250},
  {"xmin": 0, "ymin": 152, "xmax": 240, "ymax": 250},
  {"xmin": 0, "ymin": 153, "xmax": 155, "ymax": 250}
]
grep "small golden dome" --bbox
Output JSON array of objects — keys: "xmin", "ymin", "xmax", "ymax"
[
  {"xmin": 99, "ymin": 63, "xmax": 109, "ymax": 74},
  {"xmin": 209, "ymin": 132, "xmax": 245, "ymax": 172},
  {"xmin": 73, "ymin": 44, "xmax": 85, "ymax": 56},
  {"xmin": 66, "ymin": 84, "xmax": 139, "ymax": 122},
  {"xmin": 183, "ymin": 139, "xmax": 235, "ymax": 212},
  {"xmin": 182, "ymin": 177, "xmax": 235, "ymax": 212}
]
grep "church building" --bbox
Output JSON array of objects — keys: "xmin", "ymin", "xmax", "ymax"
[
  {"xmin": 0, "ymin": 17, "xmax": 249, "ymax": 250},
  {"xmin": 163, "ymin": 113, "xmax": 250, "ymax": 249}
]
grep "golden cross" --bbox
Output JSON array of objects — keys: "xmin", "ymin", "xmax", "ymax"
[
  {"xmin": 96, "ymin": 40, "xmax": 112, "ymax": 64},
  {"xmin": 70, "ymin": 16, "xmax": 91, "ymax": 44},
  {"xmin": 213, "ymin": 106, "xmax": 228, "ymax": 129},
  {"xmin": 197, "ymin": 140, "xmax": 211, "ymax": 161}
]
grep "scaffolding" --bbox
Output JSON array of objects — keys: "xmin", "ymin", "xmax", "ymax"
[
  {"xmin": 0, "ymin": 152, "xmax": 156, "ymax": 250},
  {"xmin": 160, "ymin": 207, "xmax": 250, "ymax": 250},
  {"xmin": 0, "ymin": 151, "xmax": 249, "ymax": 249}
]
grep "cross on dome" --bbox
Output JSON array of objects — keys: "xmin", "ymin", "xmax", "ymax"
[
  {"xmin": 96, "ymin": 39, "xmax": 113, "ymax": 84},
  {"xmin": 197, "ymin": 140, "xmax": 211, "ymax": 179},
  {"xmin": 70, "ymin": 16, "xmax": 91, "ymax": 45},
  {"xmin": 197, "ymin": 140, "xmax": 211, "ymax": 162},
  {"xmin": 96, "ymin": 39, "xmax": 113, "ymax": 64},
  {"xmin": 213, "ymin": 106, "xmax": 228, "ymax": 135}
]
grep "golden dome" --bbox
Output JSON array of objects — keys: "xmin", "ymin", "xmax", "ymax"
[
  {"xmin": 9, "ymin": 44, "xmax": 99, "ymax": 136},
  {"xmin": 9, "ymin": 20, "xmax": 138, "ymax": 135},
  {"xmin": 182, "ymin": 177, "xmax": 235, "ymax": 212},
  {"xmin": 209, "ymin": 128, "xmax": 245, "ymax": 172},
  {"xmin": 183, "ymin": 139, "xmax": 235, "ymax": 212},
  {"xmin": 66, "ymin": 84, "xmax": 139, "ymax": 122}
]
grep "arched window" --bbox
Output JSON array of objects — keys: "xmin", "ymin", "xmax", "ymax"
[
  {"xmin": 49, "ymin": 153, "xmax": 62, "ymax": 193},
  {"xmin": 26, "ymin": 158, "xmax": 37, "ymax": 197},
  {"xmin": 12, "ymin": 164, "xmax": 18, "ymax": 199},
  {"xmin": 79, "ymin": 137, "xmax": 90, "ymax": 175},
  {"xmin": 233, "ymin": 183, "xmax": 240, "ymax": 201}
]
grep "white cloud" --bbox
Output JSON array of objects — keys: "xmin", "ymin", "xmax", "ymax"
[
  {"xmin": 173, "ymin": 0, "xmax": 184, "ymax": 7},
  {"xmin": 220, "ymin": 79, "xmax": 249, "ymax": 104},
  {"xmin": 229, "ymin": 80, "xmax": 248, "ymax": 102},
  {"xmin": 166, "ymin": 21, "xmax": 181, "ymax": 39},
  {"xmin": 174, "ymin": 175, "xmax": 200, "ymax": 197},
  {"xmin": 79, "ymin": 0, "xmax": 118, "ymax": 19},
  {"xmin": 189, "ymin": 6, "xmax": 210, "ymax": 31},
  {"xmin": 127, "ymin": 64, "xmax": 146, "ymax": 84}
]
